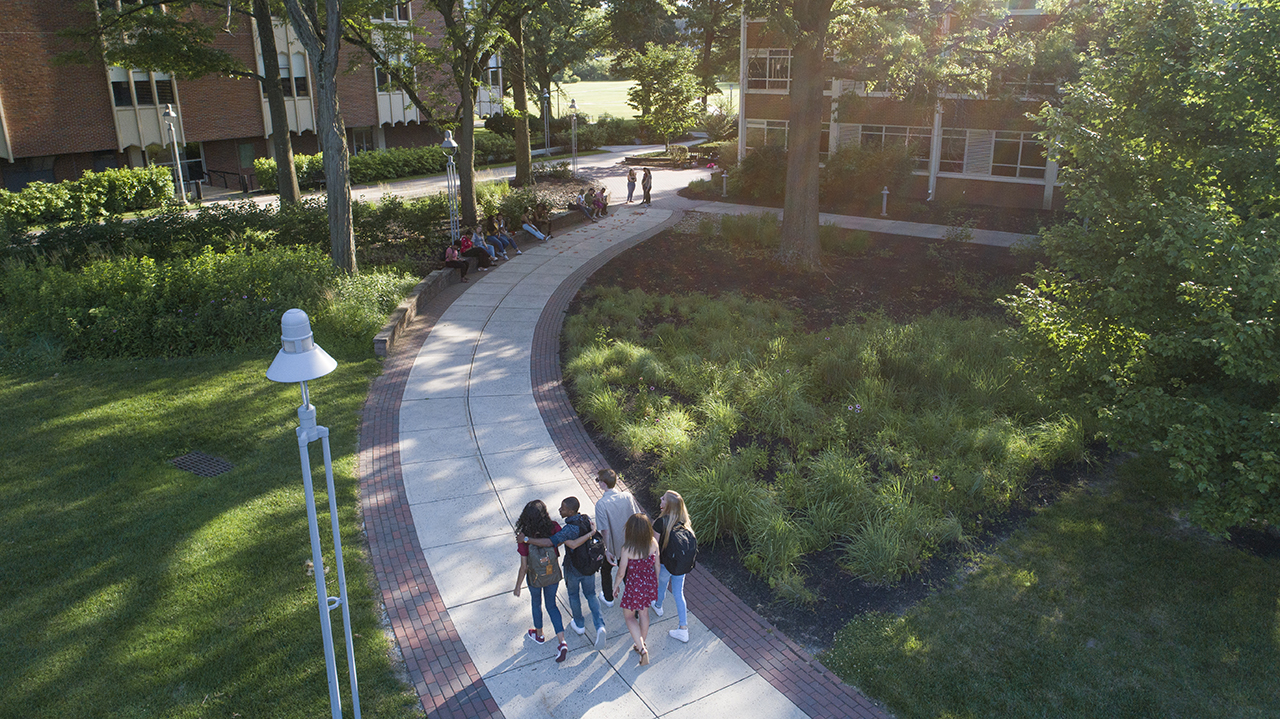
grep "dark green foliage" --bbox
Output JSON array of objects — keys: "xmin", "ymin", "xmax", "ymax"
[
  {"xmin": 0, "ymin": 167, "xmax": 174, "ymax": 237},
  {"xmin": 728, "ymin": 144, "xmax": 787, "ymax": 202},
  {"xmin": 595, "ymin": 114, "xmax": 645, "ymax": 144},
  {"xmin": 483, "ymin": 112, "xmax": 521, "ymax": 136},
  {"xmin": 819, "ymin": 143, "xmax": 915, "ymax": 208}
]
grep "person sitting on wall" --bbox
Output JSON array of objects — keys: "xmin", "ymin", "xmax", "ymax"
[
  {"xmin": 486, "ymin": 213, "xmax": 520, "ymax": 257},
  {"xmin": 571, "ymin": 191, "xmax": 597, "ymax": 222},
  {"xmin": 592, "ymin": 187, "xmax": 609, "ymax": 218},
  {"xmin": 442, "ymin": 240, "xmax": 469, "ymax": 282},
  {"xmin": 459, "ymin": 229, "xmax": 494, "ymax": 270},
  {"xmin": 521, "ymin": 208, "xmax": 551, "ymax": 242}
]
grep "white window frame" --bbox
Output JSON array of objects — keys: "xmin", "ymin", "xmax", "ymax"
[
  {"xmin": 860, "ymin": 125, "xmax": 933, "ymax": 171},
  {"xmin": 991, "ymin": 131, "xmax": 1047, "ymax": 178},
  {"xmin": 747, "ymin": 49, "xmax": 791, "ymax": 92},
  {"xmin": 744, "ymin": 119, "xmax": 789, "ymax": 150}
]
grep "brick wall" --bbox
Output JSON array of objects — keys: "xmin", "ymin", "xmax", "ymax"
[
  {"xmin": 180, "ymin": 10, "xmax": 267, "ymax": 143},
  {"xmin": 1, "ymin": 0, "xmax": 118, "ymax": 158}
]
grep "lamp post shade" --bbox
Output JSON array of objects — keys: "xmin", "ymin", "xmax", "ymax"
[
  {"xmin": 266, "ymin": 309, "xmax": 337, "ymax": 383},
  {"xmin": 441, "ymin": 130, "xmax": 458, "ymax": 155}
]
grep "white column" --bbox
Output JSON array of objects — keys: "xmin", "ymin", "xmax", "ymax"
[{"xmin": 737, "ymin": 13, "xmax": 748, "ymax": 162}]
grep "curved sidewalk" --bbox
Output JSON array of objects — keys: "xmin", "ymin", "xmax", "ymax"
[{"xmin": 358, "ymin": 204, "xmax": 893, "ymax": 718}]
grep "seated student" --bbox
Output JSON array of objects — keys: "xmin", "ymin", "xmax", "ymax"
[
  {"xmin": 459, "ymin": 231, "xmax": 494, "ymax": 270},
  {"xmin": 485, "ymin": 214, "xmax": 520, "ymax": 257},
  {"xmin": 571, "ymin": 191, "xmax": 597, "ymax": 222},
  {"xmin": 442, "ymin": 241, "xmax": 469, "ymax": 282},
  {"xmin": 521, "ymin": 208, "xmax": 550, "ymax": 242},
  {"xmin": 592, "ymin": 187, "xmax": 609, "ymax": 218}
]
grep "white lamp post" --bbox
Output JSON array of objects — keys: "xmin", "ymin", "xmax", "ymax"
[
  {"xmin": 266, "ymin": 309, "xmax": 361, "ymax": 719},
  {"xmin": 161, "ymin": 104, "xmax": 187, "ymax": 205},
  {"xmin": 542, "ymin": 90, "xmax": 551, "ymax": 159},
  {"xmin": 441, "ymin": 130, "xmax": 460, "ymax": 245},
  {"xmin": 569, "ymin": 98, "xmax": 578, "ymax": 179}
]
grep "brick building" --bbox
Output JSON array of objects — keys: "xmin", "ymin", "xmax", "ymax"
[
  {"xmin": 736, "ymin": 9, "xmax": 1065, "ymax": 211},
  {"xmin": 0, "ymin": 0, "xmax": 446, "ymax": 193}
]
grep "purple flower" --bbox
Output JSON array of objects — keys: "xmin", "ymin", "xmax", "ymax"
[
  {"xmin": 649, "ymin": 386, "xmax": 655, "ymax": 391},
  {"xmin": 112, "ymin": 329, "xmax": 117, "ymax": 333},
  {"xmin": 847, "ymin": 405, "xmax": 854, "ymax": 411},
  {"xmin": 178, "ymin": 309, "xmax": 183, "ymax": 313},
  {"xmin": 932, "ymin": 475, "xmax": 941, "ymax": 482},
  {"xmin": 856, "ymin": 404, "xmax": 862, "ymax": 412}
]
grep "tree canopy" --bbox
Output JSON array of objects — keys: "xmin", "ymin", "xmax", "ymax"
[
  {"xmin": 1006, "ymin": 0, "xmax": 1280, "ymax": 533},
  {"xmin": 622, "ymin": 43, "xmax": 702, "ymax": 149}
]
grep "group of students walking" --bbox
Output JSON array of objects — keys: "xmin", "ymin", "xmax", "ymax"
[{"xmin": 513, "ymin": 469, "xmax": 697, "ymax": 666}]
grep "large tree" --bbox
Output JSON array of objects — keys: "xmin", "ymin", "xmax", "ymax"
[
  {"xmin": 682, "ymin": 0, "xmax": 740, "ymax": 107},
  {"xmin": 283, "ymin": 0, "xmax": 357, "ymax": 273},
  {"xmin": 622, "ymin": 42, "xmax": 701, "ymax": 150},
  {"xmin": 73, "ymin": 0, "xmax": 305, "ymax": 204},
  {"xmin": 1005, "ymin": 0, "xmax": 1280, "ymax": 533},
  {"xmin": 524, "ymin": 0, "xmax": 609, "ymax": 114}
]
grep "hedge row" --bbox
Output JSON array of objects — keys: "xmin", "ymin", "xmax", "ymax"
[
  {"xmin": 0, "ymin": 166, "xmax": 174, "ymax": 236},
  {"xmin": 0, "ymin": 245, "xmax": 336, "ymax": 359},
  {"xmin": 254, "ymin": 133, "xmax": 525, "ymax": 192}
]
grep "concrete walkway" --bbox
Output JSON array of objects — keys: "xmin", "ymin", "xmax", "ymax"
[{"xmin": 350, "ymin": 145, "xmax": 1044, "ymax": 718}]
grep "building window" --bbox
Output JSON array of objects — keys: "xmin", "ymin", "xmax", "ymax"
[
  {"xmin": 861, "ymin": 125, "xmax": 932, "ymax": 170},
  {"xmin": 111, "ymin": 81, "xmax": 132, "ymax": 107},
  {"xmin": 745, "ymin": 119, "xmax": 788, "ymax": 150},
  {"xmin": 939, "ymin": 129, "xmax": 967, "ymax": 173},
  {"xmin": 133, "ymin": 71, "xmax": 154, "ymax": 105},
  {"xmin": 381, "ymin": 2, "xmax": 409, "ymax": 21},
  {"xmin": 747, "ymin": 49, "xmax": 790, "ymax": 90},
  {"xmin": 376, "ymin": 54, "xmax": 412, "ymax": 92},
  {"xmin": 992, "ymin": 131, "xmax": 1047, "ymax": 178},
  {"xmin": 292, "ymin": 53, "xmax": 309, "ymax": 96},
  {"xmin": 278, "ymin": 53, "xmax": 293, "ymax": 97},
  {"xmin": 155, "ymin": 77, "xmax": 175, "ymax": 105}
]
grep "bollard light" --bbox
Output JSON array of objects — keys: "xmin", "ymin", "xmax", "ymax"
[
  {"xmin": 881, "ymin": 186, "xmax": 889, "ymax": 217},
  {"xmin": 266, "ymin": 309, "xmax": 361, "ymax": 719}
]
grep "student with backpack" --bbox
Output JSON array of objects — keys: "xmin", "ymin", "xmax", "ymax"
[
  {"xmin": 513, "ymin": 500, "xmax": 569, "ymax": 662},
  {"xmin": 651, "ymin": 490, "xmax": 698, "ymax": 643},
  {"xmin": 520, "ymin": 496, "xmax": 608, "ymax": 647},
  {"xmin": 594, "ymin": 469, "xmax": 644, "ymax": 608}
]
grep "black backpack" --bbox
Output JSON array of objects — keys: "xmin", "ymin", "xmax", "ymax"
[
  {"xmin": 567, "ymin": 515, "xmax": 606, "ymax": 575},
  {"xmin": 659, "ymin": 520, "xmax": 698, "ymax": 576}
]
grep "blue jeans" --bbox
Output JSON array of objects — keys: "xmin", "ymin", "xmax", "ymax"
[
  {"xmin": 564, "ymin": 565, "xmax": 604, "ymax": 631},
  {"xmin": 655, "ymin": 565, "xmax": 687, "ymax": 626},
  {"xmin": 488, "ymin": 233, "xmax": 518, "ymax": 252},
  {"xmin": 529, "ymin": 582, "xmax": 564, "ymax": 635},
  {"xmin": 522, "ymin": 223, "xmax": 546, "ymax": 241},
  {"xmin": 627, "ymin": 181, "xmax": 636, "ymax": 202}
]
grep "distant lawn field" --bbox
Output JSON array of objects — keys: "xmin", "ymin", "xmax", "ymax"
[{"xmin": 550, "ymin": 80, "xmax": 739, "ymax": 121}]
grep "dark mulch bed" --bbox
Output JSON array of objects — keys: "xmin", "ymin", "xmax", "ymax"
[
  {"xmin": 679, "ymin": 186, "xmax": 1068, "ymax": 235},
  {"xmin": 561, "ymin": 219, "xmax": 1073, "ymax": 651}
]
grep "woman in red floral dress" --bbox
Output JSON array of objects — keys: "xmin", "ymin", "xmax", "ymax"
[{"xmin": 617, "ymin": 513, "xmax": 659, "ymax": 666}]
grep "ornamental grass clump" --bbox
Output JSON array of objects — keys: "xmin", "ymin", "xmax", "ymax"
[{"xmin": 564, "ymin": 288, "xmax": 1083, "ymax": 593}]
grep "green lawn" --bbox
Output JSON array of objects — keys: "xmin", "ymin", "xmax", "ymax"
[
  {"xmin": 822, "ymin": 454, "xmax": 1280, "ymax": 718},
  {"xmin": 0, "ymin": 354, "xmax": 420, "ymax": 719},
  {"xmin": 552, "ymin": 80, "xmax": 740, "ymax": 121}
]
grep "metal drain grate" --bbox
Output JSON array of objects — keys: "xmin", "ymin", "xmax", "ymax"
[{"xmin": 170, "ymin": 451, "xmax": 234, "ymax": 478}]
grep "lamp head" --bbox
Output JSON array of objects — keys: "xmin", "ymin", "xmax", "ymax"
[
  {"xmin": 266, "ymin": 309, "xmax": 337, "ymax": 384},
  {"xmin": 441, "ymin": 130, "xmax": 458, "ymax": 156},
  {"xmin": 569, "ymin": 99, "xmax": 577, "ymax": 114},
  {"xmin": 162, "ymin": 103, "xmax": 177, "ymax": 121}
]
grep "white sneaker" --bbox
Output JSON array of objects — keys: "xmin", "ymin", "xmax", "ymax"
[
  {"xmin": 669, "ymin": 627, "xmax": 689, "ymax": 643},
  {"xmin": 650, "ymin": 600, "xmax": 664, "ymax": 617},
  {"xmin": 598, "ymin": 591, "xmax": 614, "ymax": 608},
  {"xmin": 570, "ymin": 619, "xmax": 585, "ymax": 635},
  {"xmin": 595, "ymin": 625, "xmax": 606, "ymax": 647}
]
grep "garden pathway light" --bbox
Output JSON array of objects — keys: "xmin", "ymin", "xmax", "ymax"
[
  {"xmin": 266, "ymin": 309, "xmax": 361, "ymax": 719},
  {"xmin": 442, "ymin": 130, "xmax": 460, "ymax": 245},
  {"xmin": 162, "ymin": 104, "xmax": 187, "ymax": 205}
]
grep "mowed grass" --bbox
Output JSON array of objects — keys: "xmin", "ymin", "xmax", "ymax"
[
  {"xmin": 822, "ymin": 454, "xmax": 1280, "ymax": 718},
  {"xmin": 0, "ymin": 355, "xmax": 419, "ymax": 719},
  {"xmin": 554, "ymin": 80, "xmax": 740, "ymax": 121}
]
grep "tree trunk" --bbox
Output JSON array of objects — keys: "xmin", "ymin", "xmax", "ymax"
[
  {"xmin": 700, "ymin": 25, "xmax": 715, "ymax": 109},
  {"xmin": 284, "ymin": 0, "xmax": 356, "ymax": 273},
  {"xmin": 456, "ymin": 59, "xmax": 479, "ymax": 228},
  {"xmin": 253, "ymin": 0, "xmax": 301, "ymax": 204},
  {"xmin": 508, "ymin": 16, "xmax": 533, "ymax": 186},
  {"xmin": 779, "ymin": 21, "xmax": 827, "ymax": 272}
]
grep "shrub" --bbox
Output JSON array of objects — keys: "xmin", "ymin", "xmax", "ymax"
[
  {"xmin": 472, "ymin": 131, "xmax": 516, "ymax": 165},
  {"xmin": 707, "ymin": 140, "xmax": 738, "ymax": 169},
  {"xmin": 0, "ymin": 245, "xmax": 336, "ymax": 359},
  {"xmin": 819, "ymin": 143, "xmax": 914, "ymax": 209},
  {"xmin": 595, "ymin": 114, "xmax": 643, "ymax": 145},
  {"xmin": 701, "ymin": 109, "xmax": 738, "ymax": 142},
  {"xmin": 483, "ymin": 112, "xmax": 520, "ymax": 137},
  {"xmin": 728, "ymin": 145, "xmax": 786, "ymax": 202},
  {"xmin": 0, "ymin": 167, "xmax": 173, "ymax": 235},
  {"xmin": 720, "ymin": 212, "xmax": 780, "ymax": 249}
]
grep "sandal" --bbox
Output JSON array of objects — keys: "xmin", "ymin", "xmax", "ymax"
[{"xmin": 638, "ymin": 646, "xmax": 650, "ymax": 666}]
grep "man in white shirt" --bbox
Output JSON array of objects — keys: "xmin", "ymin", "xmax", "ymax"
[{"xmin": 593, "ymin": 468, "xmax": 644, "ymax": 606}]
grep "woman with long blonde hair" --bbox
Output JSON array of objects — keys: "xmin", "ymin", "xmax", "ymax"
[
  {"xmin": 616, "ymin": 513, "xmax": 659, "ymax": 665},
  {"xmin": 651, "ymin": 490, "xmax": 695, "ymax": 643}
]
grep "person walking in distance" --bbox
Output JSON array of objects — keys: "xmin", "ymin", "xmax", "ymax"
[
  {"xmin": 626, "ymin": 167, "xmax": 637, "ymax": 203},
  {"xmin": 616, "ymin": 513, "xmax": 660, "ymax": 666},
  {"xmin": 593, "ymin": 469, "xmax": 643, "ymax": 609},
  {"xmin": 640, "ymin": 167, "xmax": 653, "ymax": 206},
  {"xmin": 651, "ymin": 490, "xmax": 698, "ymax": 643},
  {"xmin": 521, "ymin": 496, "xmax": 609, "ymax": 648}
]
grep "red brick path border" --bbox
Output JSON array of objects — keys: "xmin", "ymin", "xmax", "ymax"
[
  {"xmin": 529, "ymin": 211, "xmax": 894, "ymax": 719},
  {"xmin": 359, "ymin": 279, "xmax": 505, "ymax": 719},
  {"xmin": 359, "ymin": 210, "xmax": 893, "ymax": 719}
]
